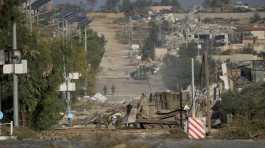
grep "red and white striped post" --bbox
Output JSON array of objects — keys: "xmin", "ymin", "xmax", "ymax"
[{"xmin": 188, "ymin": 117, "xmax": 206, "ymax": 139}]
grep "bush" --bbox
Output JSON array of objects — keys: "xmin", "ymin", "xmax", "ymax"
[
  {"xmin": 220, "ymin": 83, "xmax": 265, "ymax": 138},
  {"xmin": 13, "ymin": 127, "xmax": 40, "ymax": 140},
  {"xmin": 217, "ymin": 118, "xmax": 265, "ymax": 139},
  {"xmin": 32, "ymin": 93, "xmax": 64, "ymax": 130}
]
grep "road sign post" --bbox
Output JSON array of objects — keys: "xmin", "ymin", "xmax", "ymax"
[
  {"xmin": 0, "ymin": 111, "xmax": 3, "ymax": 135},
  {"xmin": 0, "ymin": 111, "xmax": 3, "ymax": 120},
  {"xmin": 58, "ymin": 72, "xmax": 80, "ymax": 127}
]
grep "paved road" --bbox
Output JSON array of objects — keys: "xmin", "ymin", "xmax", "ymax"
[
  {"xmin": 131, "ymin": 139, "xmax": 265, "ymax": 148},
  {"xmin": 2, "ymin": 139, "xmax": 265, "ymax": 148}
]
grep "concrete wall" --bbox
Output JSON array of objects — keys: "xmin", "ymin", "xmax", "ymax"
[
  {"xmin": 251, "ymin": 31, "xmax": 265, "ymax": 40},
  {"xmin": 154, "ymin": 48, "xmax": 168, "ymax": 61}
]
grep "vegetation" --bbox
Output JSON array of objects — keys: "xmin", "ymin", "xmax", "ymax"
[
  {"xmin": 104, "ymin": 0, "xmax": 120, "ymax": 11},
  {"xmin": 220, "ymin": 82, "xmax": 265, "ymax": 138},
  {"xmin": 121, "ymin": 0, "xmax": 152, "ymax": 16},
  {"xmin": 0, "ymin": 2, "xmax": 105, "ymax": 130},
  {"xmin": 250, "ymin": 12, "xmax": 262, "ymax": 23},
  {"xmin": 142, "ymin": 21, "xmax": 161, "ymax": 59},
  {"xmin": 161, "ymin": 42, "xmax": 201, "ymax": 90},
  {"xmin": 161, "ymin": 0, "xmax": 182, "ymax": 10},
  {"xmin": 203, "ymin": 0, "xmax": 231, "ymax": 8}
]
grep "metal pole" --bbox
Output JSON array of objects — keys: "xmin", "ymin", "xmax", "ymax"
[
  {"xmin": 36, "ymin": 9, "xmax": 39, "ymax": 26},
  {"xmin": 192, "ymin": 58, "xmax": 195, "ymax": 117},
  {"xmin": 66, "ymin": 79, "xmax": 71, "ymax": 113},
  {"xmin": 13, "ymin": 22, "xmax": 19, "ymax": 127},
  {"xmin": 29, "ymin": 0, "xmax": 32, "ymax": 32},
  {"xmin": 204, "ymin": 47, "xmax": 211, "ymax": 134},
  {"xmin": 0, "ymin": 78, "xmax": 2, "ymax": 111},
  {"xmin": 64, "ymin": 19, "xmax": 71, "ymax": 125},
  {"xmin": 10, "ymin": 121, "xmax": 13, "ymax": 136},
  {"xmin": 180, "ymin": 90, "xmax": 183, "ymax": 129},
  {"xmin": 85, "ymin": 26, "xmax": 87, "ymax": 52},
  {"xmin": 84, "ymin": 26, "xmax": 88, "ymax": 95}
]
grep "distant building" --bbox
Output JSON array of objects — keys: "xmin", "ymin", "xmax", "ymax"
[
  {"xmin": 150, "ymin": 6, "xmax": 173, "ymax": 14},
  {"xmin": 234, "ymin": 1, "xmax": 249, "ymax": 9},
  {"xmin": 240, "ymin": 26, "xmax": 265, "ymax": 52},
  {"xmin": 154, "ymin": 48, "xmax": 168, "ymax": 61},
  {"xmin": 47, "ymin": 1, "xmax": 53, "ymax": 12}
]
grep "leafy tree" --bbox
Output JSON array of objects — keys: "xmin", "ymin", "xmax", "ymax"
[
  {"xmin": 160, "ymin": 0, "xmax": 182, "ymax": 12},
  {"xmin": 203, "ymin": 0, "xmax": 230, "ymax": 8},
  {"xmin": 121, "ymin": 0, "xmax": 131, "ymax": 12},
  {"xmin": 171, "ymin": 0, "xmax": 181, "ymax": 9},
  {"xmin": 134, "ymin": 0, "xmax": 152, "ymax": 8},
  {"xmin": 221, "ymin": 83, "xmax": 265, "ymax": 120},
  {"xmin": 105, "ymin": 0, "xmax": 120, "ymax": 11},
  {"xmin": 142, "ymin": 22, "xmax": 160, "ymax": 59},
  {"xmin": 85, "ymin": 29, "xmax": 105, "ymax": 71},
  {"xmin": 121, "ymin": 0, "xmax": 152, "ymax": 16},
  {"xmin": 161, "ymin": 0, "xmax": 171, "ymax": 6},
  {"xmin": 219, "ymin": 82, "xmax": 265, "ymax": 138},
  {"xmin": 0, "ymin": 2, "xmax": 105, "ymax": 130},
  {"xmin": 250, "ymin": 12, "xmax": 262, "ymax": 23},
  {"xmin": 161, "ymin": 42, "xmax": 201, "ymax": 90}
]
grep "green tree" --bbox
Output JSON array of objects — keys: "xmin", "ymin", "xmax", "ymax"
[
  {"xmin": 250, "ymin": 12, "xmax": 262, "ymax": 23},
  {"xmin": 0, "ymin": 1, "xmax": 105, "ymax": 130},
  {"xmin": 142, "ymin": 22, "xmax": 160, "ymax": 59},
  {"xmin": 161, "ymin": 42, "xmax": 201, "ymax": 90},
  {"xmin": 171, "ymin": 0, "xmax": 181, "ymax": 9},
  {"xmin": 203, "ymin": 0, "xmax": 231, "ymax": 8},
  {"xmin": 121, "ymin": 0, "xmax": 131, "ymax": 11},
  {"xmin": 221, "ymin": 83, "xmax": 265, "ymax": 120},
  {"xmin": 105, "ymin": 0, "xmax": 120, "ymax": 11},
  {"xmin": 161, "ymin": 0, "xmax": 171, "ymax": 6}
]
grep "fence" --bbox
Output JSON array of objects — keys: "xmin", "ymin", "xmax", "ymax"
[{"xmin": 0, "ymin": 121, "xmax": 13, "ymax": 136}]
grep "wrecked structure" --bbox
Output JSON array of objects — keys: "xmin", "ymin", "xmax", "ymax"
[
  {"xmin": 79, "ymin": 92, "xmax": 190, "ymax": 129},
  {"xmin": 162, "ymin": 14, "xmax": 237, "ymax": 53}
]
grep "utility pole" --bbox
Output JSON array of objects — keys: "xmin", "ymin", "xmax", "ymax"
[
  {"xmin": 64, "ymin": 21, "xmax": 70, "ymax": 114},
  {"xmin": 85, "ymin": 26, "xmax": 87, "ymax": 53},
  {"xmin": 204, "ymin": 42, "xmax": 211, "ymax": 134},
  {"xmin": 0, "ymin": 88, "xmax": 1, "ymax": 112},
  {"xmin": 29, "ymin": 0, "xmax": 32, "ymax": 32},
  {"xmin": 36, "ymin": 9, "xmax": 39, "ymax": 27},
  {"xmin": 13, "ymin": 22, "xmax": 19, "ymax": 127},
  {"xmin": 191, "ymin": 58, "xmax": 195, "ymax": 117},
  {"xmin": 84, "ymin": 25, "xmax": 88, "ymax": 95},
  {"xmin": 180, "ymin": 89, "xmax": 183, "ymax": 129},
  {"xmin": 129, "ymin": 21, "xmax": 132, "ymax": 48}
]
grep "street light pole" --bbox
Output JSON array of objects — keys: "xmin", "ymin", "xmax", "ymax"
[
  {"xmin": 13, "ymin": 22, "xmax": 19, "ymax": 127},
  {"xmin": 29, "ymin": 0, "xmax": 32, "ymax": 32},
  {"xmin": 84, "ymin": 26, "xmax": 88, "ymax": 95},
  {"xmin": 204, "ymin": 42, "xmax": 211, "ymax": 134},
  {"xmin": 85, "ymin": 26, "xmax": 87, "ymax": 53},
  {"xmin": 191, "ymin": 58, "xmax": 195, "ymax": 117}
]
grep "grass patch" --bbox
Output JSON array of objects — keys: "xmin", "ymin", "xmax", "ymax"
[
  {"xmin": 216, "ymin": 118, "xmax": 265, "ymax": 139},
  {"xmin": 14, "ymin": 127, "xmax": 40, "ymax": 140}
]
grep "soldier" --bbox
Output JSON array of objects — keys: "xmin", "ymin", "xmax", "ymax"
[
  {"xmin": 103, "ymin": 85, "xmax": 107, "ymax": 95},
  {"xmin": 111, "ymin": 84, "xmax": 116, "ymax": 95}
]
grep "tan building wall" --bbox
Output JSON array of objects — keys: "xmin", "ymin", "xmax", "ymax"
[
  {"xmin": 242, "ymin": 38, "xmax": 255, "ymax": 45},
  {"xmin": 254, "ymin": 41, "xmax": 265, "ymax": 52},
  {"xmin": 251, "ymin": 31, "xmax": 265, "ymax": 40},
  {"xmin": 220, "ymin": 43, "xmax": 244, "ymax": 51},
  {"xmin": 150, "ymin": 6, "xmax": 173, "ymax": 13},
  {"xmin": 154, "ymin": 48, "xmax": 168, "ymax": 61}
]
